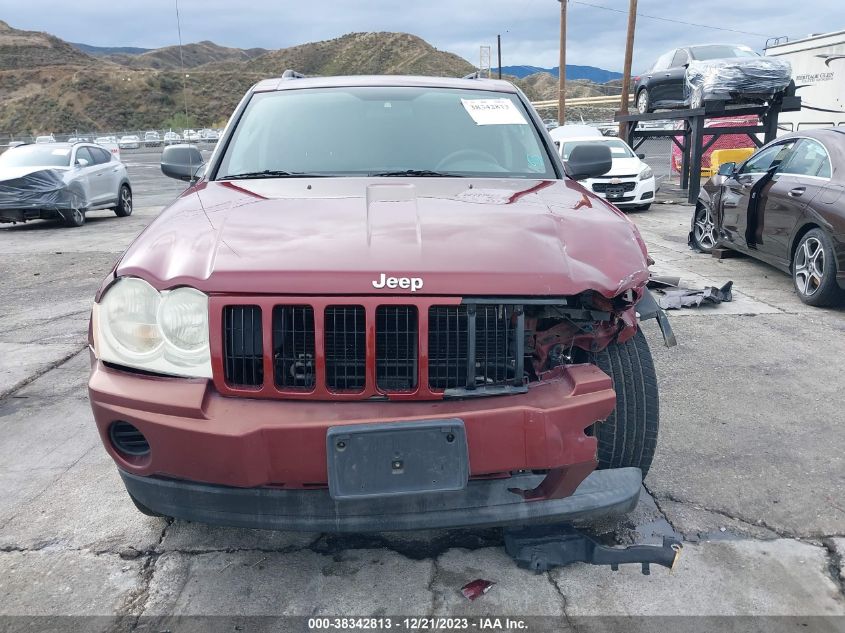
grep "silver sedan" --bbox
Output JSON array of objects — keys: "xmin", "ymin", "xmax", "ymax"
[{"xmin": 0, "ymin": 142, "xmax": 132, "ymax": 227}]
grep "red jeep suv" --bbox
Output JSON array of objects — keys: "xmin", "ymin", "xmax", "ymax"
[{"xmin": 88, "ymin": 73, "xmax": 671, "ymax": 531}]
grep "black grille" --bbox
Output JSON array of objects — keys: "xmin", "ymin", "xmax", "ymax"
[
  {"xmin": 592, "ymin": 181, "xmax": 636, "ymax": 193},
  {"xmin": 273, "ymin": 306, "xmax": 315, "ymax": 390},
  {"xmin": 223, "ymin": 305, "xmax": 263, "ymax": 387},
  {"xmin": 376, "ymin": 306, "xmax": 418, "ymax": 391},
  {"xmin": 429, "ymin": 304, "xmax": 523, "ymax": 392},
  {"xmin": 109, "ymin": 421, "xmax": 150, "ymax": 456},
  {"xmin": 474, "ymin": 305, "xmax": 519, "ymax": 386},
  {"xmin": 428, "ymin": 306, "xmax": 469, "ymax": 390},
  {"xmin": 325, "ymin": 306, "xmax": 366, "ymax": 391}
]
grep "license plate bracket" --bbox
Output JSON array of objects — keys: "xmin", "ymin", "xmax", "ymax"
[
  {"xmin": 326, "ymin": 419, "xmax": 469, "ymax": 500},
  {"xmin": 606, "ymin": 185, "xmax": 625, "ymax": 199}
]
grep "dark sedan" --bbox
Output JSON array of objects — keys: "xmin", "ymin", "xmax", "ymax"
[
  {"xmin": 634, "ymin": 44, "xmax": 791, "ymax": 113},
  {"xmin": 690, "ymin": 128, "xmax": 845, "ymax": 306}
]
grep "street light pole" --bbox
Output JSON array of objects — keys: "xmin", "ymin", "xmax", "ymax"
[
  {"xmin": 497, "ymin": 34, "xmax": 502, "ymax": 79},
  {"xmin": 558, "ymin": 0, "xmax": 567, "ymax": 124},
  {"xmin": 618, "ymin": 0, "xmax": 637, "ymax": 138}
]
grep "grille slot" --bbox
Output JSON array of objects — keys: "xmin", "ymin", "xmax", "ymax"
[
  {"xmin": 223, "ymin": 305, "xmax": 263, "ymax": 387},
  {"xmin": 475, "ymin": 305, "xmax": 519, "ymax": 386},
  {"xmin": 109, "ymin": 421, "xmax": 150, "ymax": 456},
  {"xmin": 376, "ymin": 306, "xmax": 418, "ymax": 391},
  {"xmin": 325, "ymin": 306, "xmax": 366, "ymax": 391},
  {"xmin": 428, "ymin": 306, "xmax": 469, "ymax": 390},
  {"xmin": 273, "ymin": 306, "xmax": 315, "ymax": 390},
  {"xmin": 592, "ymin": 181, "xmax": 636, "ymax": 193}
]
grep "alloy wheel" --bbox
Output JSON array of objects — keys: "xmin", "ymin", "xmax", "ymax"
[
  {"xmin": 121, "ymin": 186, "xmax": 132, "ymax": 215},
  {"xmin": 693, "ymin": 205, "xmax": 717, "ymax": 251},
  {"xmin": 794, "ymin": 237, "xmax": 825, "ymax": 296},
  {"xmin": 637, "ymin": 90, "xmax": 649, "ymax": 114}
]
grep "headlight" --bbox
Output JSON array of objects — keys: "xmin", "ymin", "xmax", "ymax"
[
  {"xmin": 94, "ymin": 278, "xmax": 211, "ymax": 378},
  {"xmin": 639, "ymin": 165, "xmax": 653, "ymax": 181}
]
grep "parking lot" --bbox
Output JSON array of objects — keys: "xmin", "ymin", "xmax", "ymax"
[{"xmin": 1, "ymin": 150, "xmax": 843, "ymax": 630}]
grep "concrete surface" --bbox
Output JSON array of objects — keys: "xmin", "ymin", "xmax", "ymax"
[{"xmin": 1, "ymin": 153, "xmax": 843, "ymax": 626}]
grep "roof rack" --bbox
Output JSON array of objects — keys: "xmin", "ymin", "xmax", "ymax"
[
  {"xmin": 281, "ymin": 69, "xmax": 305, "ymax": 80},
  {"xmin": 462, "ymin": 71, "xmax": 481, "ymax": 80}
]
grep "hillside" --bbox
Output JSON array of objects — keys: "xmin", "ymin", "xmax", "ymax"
[
  {"xmin": 233, "ymin": 32, "xmax": 475, "ymax": 78},
  {"xmin": 106, "ymin": 41, "xmax": 268, "ymax": 70},
  {"xmin": 0, "ymin": 22, "xmax": 618, "ymax": 135},
  {"xmin": 71, "ymin": 42, "xmax": 151, "ymax": 57},
  {"xmin": 0, "ymin": 20, "xmax": 95, "ymax": 69},
  {"xmin": 498, "ymin": 64, "xmax": 622, "ymax": 83}
]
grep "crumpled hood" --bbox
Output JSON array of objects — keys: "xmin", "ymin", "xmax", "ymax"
[{"xmin": 116, "ymin": 177, "xmax": 650, "ymax": 298}]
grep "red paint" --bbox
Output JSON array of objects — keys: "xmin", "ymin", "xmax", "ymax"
[
  {"xmin": 115, "ymin": 177, "xmax": 650, "ymax": 298},
  {"xmin": 88, "ymin": 360, "xmax": 614, "ymax": 493}
]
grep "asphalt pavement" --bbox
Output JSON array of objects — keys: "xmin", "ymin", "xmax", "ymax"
[{"xmin": 0, "ymin": 151, "xmax": 843, "ymax": 630}]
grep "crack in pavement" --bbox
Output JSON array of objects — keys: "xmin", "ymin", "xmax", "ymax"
[
  {"xmin": 123, "ymin": 517, "xmax": 173, "ymax": 629},
  {"xmin": 426, "ymin": 555, "xmax": 441, "ymax": 616},
  {"xmin": 0, "ymin": 344, "xmax": 88, "ymax": 400},
  {"xmin": 651, "ymin": 491, "xmax": 845, "ymax": 542},
  {"xmin": 821, "ymin": 539, "xmax": 845, "ymax": 600},
  {"xmin": 546, "ymin": 571, "xmax": 578, "ymax": 632}
]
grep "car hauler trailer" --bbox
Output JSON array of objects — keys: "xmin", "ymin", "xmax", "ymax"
[{"xmin": 765, "ymin": 30, "xmax": 845, "ymax": 132}]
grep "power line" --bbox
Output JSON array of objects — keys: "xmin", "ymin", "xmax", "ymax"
[{"xmin": 569, "ymin": 0, "xmax": 772, "ymax": 39}]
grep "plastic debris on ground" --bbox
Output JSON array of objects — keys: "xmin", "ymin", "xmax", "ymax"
[
  {"xmin": 460, "ymin": 579, "xmax": 495, "ymax": 601},
  {"xmin": 647, "ymin": 276, "xmax": 734, "ymax": 310}
]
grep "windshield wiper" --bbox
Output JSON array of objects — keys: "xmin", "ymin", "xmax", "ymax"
[
  {"xmin": 368, "ymin": 169, "xmax": 464, "ymax": 177},
  {"xmin": 218, "ymin": 170, "xmax": 327, "ymax": 180}
]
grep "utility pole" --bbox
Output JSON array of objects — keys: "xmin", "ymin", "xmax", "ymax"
[
  {"xmin": 497, "ymin": 34, "xmax": 502, "ymax": 79},
  {"xmin": 618, "ymin": 0, "xmax": 637, "ymax": 138},
  {"xmin": 557, "ymin": 0, "xmax": 567, "ymax": 124}
]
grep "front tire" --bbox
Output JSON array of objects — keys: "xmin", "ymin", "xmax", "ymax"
[
  {"xmin": 61, "ymin": 193, "xmax": 85, "ymax": 228},
  {"xmin": 792, "ymin": 228, "xmax": 845, "ymax": 306},
  {"xmin": 115, "ymin": 184, "xmax": 133, "ymax": 217},
  {"xmin": 691, "ymin": 202, "xmax": 717, "ymax": 253},
  {"xmin": 636, "ymin": 88, "xmax": 652, "ymax": 114},
  {"xmin": 589, "ymin": 329, "xmax": 659, "ymax": 476}
]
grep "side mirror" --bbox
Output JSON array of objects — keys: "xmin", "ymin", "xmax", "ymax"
[
  {"xmin": 717, "ymin": 161, "xmax": 737, "ymax": 176},
  {"xmin": 637, "ymin": 153, "xmax": 646, "ymax": 159},
  {"xmin": 76, "ymin": 158, "xmax": 89, "ymax": 168},
  {"xmin": 161, "ymin": 144, "xmax": 204, "ymax": 182},
  {"xmin": 565, "ymin": 144, "xmax": 612, "ymax": 181}
]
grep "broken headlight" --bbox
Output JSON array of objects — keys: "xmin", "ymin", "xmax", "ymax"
[{"xmin": 93, "ymin": 277, "xmax": 211, "ymax": 378}]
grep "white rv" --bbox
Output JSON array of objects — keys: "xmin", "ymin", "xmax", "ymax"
[{"xmin": 765, "ymin": 30, "xmax": 845, "ymax": 133}]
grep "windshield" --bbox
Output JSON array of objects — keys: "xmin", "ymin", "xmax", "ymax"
[
  {"xmin": 561, "ymin": 139, "xmax": 634, "ymax": 161},
  {"xmin": 216, "ymin": 86, "xmax": 556, "ymax": 179},
  {"xmin": 0, "ymin": 145, "xmax": 72, "ymax": 168},
  {"xmin": 690, "ymin": 45, "xmax": 758, "ymax": 60}
]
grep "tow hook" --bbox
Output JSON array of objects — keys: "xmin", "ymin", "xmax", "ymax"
[{"xmin": 504, "ymin": 524, "xmax": 682, "ymax": 575}]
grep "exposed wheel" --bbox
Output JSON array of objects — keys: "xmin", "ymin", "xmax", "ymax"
[
  {"xmin": 129, "ymin": 493, "xmax": 169, "ymax": 518},
  {"xmin": 589, "ymin": 329, "xmax": 659, "ymax": 476},
  {"xmin": 61, "ymin": 194, "xmax": 85, "ymax": 228},
  {"xmin": 792, "ymin": 228, "xmax": 845, "ymax": 306},
  {"xmin": 636, "ymin": 88, "xmax": 651, "ymax": 114},
  {"xmin": 115, "ymin": 184, "xmax": 133, "ymax": 217},
  {"xmin": 691, "ymin": 203, "xmax": 717, "ymax": 253}
]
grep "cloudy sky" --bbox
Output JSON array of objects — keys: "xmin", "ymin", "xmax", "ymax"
[{"xmin": 0, "ymin": 0, "xmax": 836, "ymax": 72}]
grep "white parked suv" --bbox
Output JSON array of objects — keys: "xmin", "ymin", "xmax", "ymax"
[{"xmin": 551, "ymin": 125, "xmax": 656, "ymax": 210}]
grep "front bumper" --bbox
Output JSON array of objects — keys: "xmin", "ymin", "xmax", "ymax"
[
  {"xmin": 120, "ymin": 466, "xmax": 642, "ymax": 531},
  {"xmin": 89, "ymin": 357, "xmax": 620, "ymax": 524}
]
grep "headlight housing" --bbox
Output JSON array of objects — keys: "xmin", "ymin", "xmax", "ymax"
[
  {"xmin": 93, "ymin": 277, "xmax": 211, "ymax": 378},
  {"xmin": 639, "ymin": 165, "xmax": 653, "ymax": 181}
]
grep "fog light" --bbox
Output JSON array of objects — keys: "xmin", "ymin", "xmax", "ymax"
[{"xmin": 109, "ymin": 420, "xmax": 150, "ymax": 456}]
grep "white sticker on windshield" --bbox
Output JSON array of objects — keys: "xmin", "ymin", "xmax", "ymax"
[
  {"xmin": 461, "ymin": 98, "xmax": 528, "ymax": 125},
  {"xmin": 51, "ymin": 149, "xmax": 70, "ymax": 156}
]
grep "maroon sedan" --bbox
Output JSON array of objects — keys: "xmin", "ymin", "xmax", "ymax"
[
  {"xmin": 88, "ymin": 74, "xmax": 673, "ymax": 531},
  {"xmin": 691, "ymin": 128, "xmax": 845, "ymax": 306}
]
